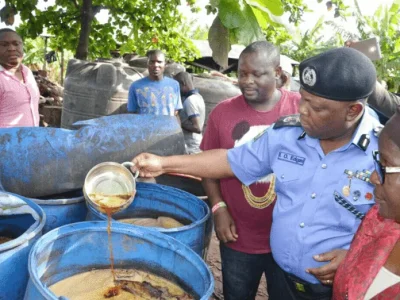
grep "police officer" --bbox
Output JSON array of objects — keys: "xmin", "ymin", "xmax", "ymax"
[{"xmin": 131, "ymin": 47, "xmax": 381, "ymax": 300}]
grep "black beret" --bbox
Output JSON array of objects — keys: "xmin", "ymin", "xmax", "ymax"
[{"xmin": 299, "ymin": 47, "xmax": 376, "ymax": 101}]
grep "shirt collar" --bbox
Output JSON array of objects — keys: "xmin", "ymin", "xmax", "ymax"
[
  {"xmin": 350, "ymin": 111, "xmax": 378, "ymax": 153},
  {"xmin": 300, "ymin": 109, "xmax": 380, "ymax": 154},
  {"xmin": 0, "ymin": 64, "xmax": 26, "ymax": 74},
  {"xmin": 184, "ymin": 89, "xmax": 199, "ymax": 98}
]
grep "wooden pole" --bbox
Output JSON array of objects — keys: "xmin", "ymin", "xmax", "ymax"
[
  {"xmin": 43, "ymin": 37, "xmax": 48, "ymax": 71},
  {"xmin": 60, "ymin": 48, "xmax": 64, "ymax": 85}
]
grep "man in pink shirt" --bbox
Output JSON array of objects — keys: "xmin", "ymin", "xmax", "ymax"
[{"xmin": 0, "ymin": 28, "xmax": 40, "ymax": 128}]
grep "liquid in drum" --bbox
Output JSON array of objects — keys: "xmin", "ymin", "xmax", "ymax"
[
  {"xmin": 0, "ymin": 236, "xmax": 12, "ymax": 244},
  {"xmin": 49, "ymin": 268, "xmax": 194, "ymax": 299},
  {"xmin": 119, "ymin": 216, "xmax": 185, "ymax": 229}
]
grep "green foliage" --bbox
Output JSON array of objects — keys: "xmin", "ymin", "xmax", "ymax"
[
  {"xmin": 329, "ymin": 0, "xmax": 350, "ymax": 18},
  {"xmin": 207, "ymin": 0, "xmax": 308, "ymax": 68},
  {"xmin": 281, "ymin": 0, "xmax": 400, "ymax": 92},
  {"xmin": 353, "ymin": 0, "xmax": 400, "ymax": 93},
  {"xmin": 264, "ymin": 24, "xmax": 292, "ymax": 46},
  {"xmin": 281, "ymin": 17, "xmax": 341, "ymax": 63},
  {"xmin": 190, "ymin": 25, "xmax": 209, "ymax": 40},
  {"xmin": 282, "ymin": 0, "xmax": 309, "ymax": 25},
  {"xmin": 23, "ymin": 37, "xmax": 45, "ymax": 66},
  {"xmin": 208, "ymin": 16, "xmax": 230, "ymax": 68},
  {"xmin": 5, "ymin": 0, "xmax": 200, "ymax": 62},
  {"xmin": 23, "ymin": 37, "xmax": 74, "ymax": 84}
]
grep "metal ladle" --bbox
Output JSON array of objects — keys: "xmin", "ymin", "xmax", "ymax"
[{"xmin": 83, "ymin": 162, "xmax": 139, "ymax": 215}]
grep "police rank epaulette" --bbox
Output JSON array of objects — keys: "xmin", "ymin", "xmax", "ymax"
[
  {"xmin": 357, "ymin": 134, "xmax": 370, "ymax": 151},
  {"xmin": 373, "ymin": 125, "xmax": 384, "ymax": 137},
  {"xmin": 273, "ymin": 114, "xmax": 301, "ymax": 129}
]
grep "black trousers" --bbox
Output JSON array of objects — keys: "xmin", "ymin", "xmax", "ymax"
[{"xmin": 268, "ymin": 262, "xmax": 333, "ymax": 300}]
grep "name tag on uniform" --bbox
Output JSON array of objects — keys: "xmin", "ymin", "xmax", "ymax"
[{"xmin": 278, "ymin": 152, "xmax": 306, "ymax": 166}]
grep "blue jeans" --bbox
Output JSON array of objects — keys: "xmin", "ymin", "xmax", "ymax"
[{"xmin": 220, "ymin": 243, "xmax": 281, "ymax": 300}]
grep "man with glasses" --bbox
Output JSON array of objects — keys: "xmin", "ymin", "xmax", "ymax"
[
  {"xmin": 131, "ymin": 47, "xmax": 381, "ymax": 299},
  {"xmin": 0, "ymin": 28, "xmax": 40, "ymax": 128}
]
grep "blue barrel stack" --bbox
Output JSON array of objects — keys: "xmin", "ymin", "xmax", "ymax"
[{"xmin": 0, "ymin": 114, "xmax": 214, "ymax": 298}]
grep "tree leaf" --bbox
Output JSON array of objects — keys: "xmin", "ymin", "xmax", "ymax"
[
  {"xmin": 246, "ymin": 0, "xmax": 284, "ymax": 17},
  {"xmin": 209, "ymin": 15, "xmax": 231, "ymax": 69},
  {"xmin": 218, "ymin": 0, "xmax": 246, "ymax": 29},
  {"xmin": 234, "ymin": 3, "xmax": 265, "ymax": 45},
  {"xmin": 250, "ymin": 6, "xmax": 272, "ymax": 30}
]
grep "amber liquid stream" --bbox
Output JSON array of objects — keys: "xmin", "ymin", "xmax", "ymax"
[
  {"xmin": 94, "ymin": 193, "xmax": 134, "ymax": 298},
  {"xmin": 103, "ymin": 206, "xmax": 121, "ymax": 297}
]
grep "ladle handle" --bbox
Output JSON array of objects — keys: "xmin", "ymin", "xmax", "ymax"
[{"xmin": 122, "ymin": 162, "xmax": 140, "ymax": 179}]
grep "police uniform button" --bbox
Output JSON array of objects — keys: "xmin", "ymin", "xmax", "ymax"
[
  {"xmin": 311, "ymin": 193, "xmax": 317, "ymax": 199},
  {"xmin": 321, "ymin": 164, "xmax": 327, "ymax": 169},
  {"xmin": 299, "ymin": 222, "xmax": 305, "ymax": 228}
]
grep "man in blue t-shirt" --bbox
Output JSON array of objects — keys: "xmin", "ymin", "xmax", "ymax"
[{"xmin": 127, "ymin": 50, "xmax": 182, "ymax": 118}]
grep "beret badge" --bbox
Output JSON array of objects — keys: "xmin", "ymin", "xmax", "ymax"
[{"xmin": 302, "ymin": 67, "xmax": 317, "ymax": 87}]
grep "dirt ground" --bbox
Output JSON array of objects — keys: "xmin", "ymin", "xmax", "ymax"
[{"xmin": 206, "ymin": 232, "xmax": 268, "ymax": 300}]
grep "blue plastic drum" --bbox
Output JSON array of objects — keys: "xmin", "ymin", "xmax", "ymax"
[
  {"xmin": 30, "ymin": 190, "xmax": 87, "ymax": 234},
  {"xmin": 86, "ymin": 182, "xmax": 211, "ymax": 257},
  {"xmin": 0, "ymin": 192, "xmax": 45, "ymax": 300},
  {"xmin": 24, "ymin": 221, "xmax": 214, "ymax": 299}
]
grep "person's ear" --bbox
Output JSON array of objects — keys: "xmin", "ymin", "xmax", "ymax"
[
  {"xmin": 347, "ymin": 102, "xmax": 364, "ymax": 121},
  {"xmin": 275, "ymin": 66, "xmax": 282, "ymax": 79},
  {"xmin": 281, "ymin": 72, "xmax": 289, "ymax": 85}
]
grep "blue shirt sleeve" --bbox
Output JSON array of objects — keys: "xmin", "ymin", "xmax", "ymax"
[
  {"xmin": 127, "ymin": 84, "xmax": 138, "ymax": 113},
  {"xmin": 227, "ymin": 129, "xmax": 272, "ymax": 186},
  {"xmin": 174, "ymin": 81, "xmax": 183, "ymax": 111}
]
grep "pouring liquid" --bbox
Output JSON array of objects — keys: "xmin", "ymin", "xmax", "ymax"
[
  {"xmin": 92, "ymin": 194, "xmax": 135, "ymax": 298},
  {"xmin": 104, "ymin": 207, "xmax": 121, "ymax": 297}
]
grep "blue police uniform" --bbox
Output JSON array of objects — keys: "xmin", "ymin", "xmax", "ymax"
[{"xmin": 227, "ymin": 111, "xmax": 381, "ymax": 284}]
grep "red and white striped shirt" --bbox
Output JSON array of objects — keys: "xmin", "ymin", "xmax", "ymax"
[{"xmin": 0, "ymin": 64, "xmax": 40, "ymax": 128}]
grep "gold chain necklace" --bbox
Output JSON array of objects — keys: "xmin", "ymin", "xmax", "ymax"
[{"xmin": 241, "ymin": 175, "xmax": 276, "ymax": 209}]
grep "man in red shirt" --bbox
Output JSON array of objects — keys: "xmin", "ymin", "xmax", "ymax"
[{"xmin": 200, "ymin": 41, "xmax": 300, "ymax": 300}]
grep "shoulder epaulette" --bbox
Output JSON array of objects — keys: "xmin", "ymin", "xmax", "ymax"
[
  {"xmin": 357, "ymin": 134, "xmax": 370, "ymax": 151},
  {"xmin": 373, "ymin": 125, "xmax": 384, "ymax": 137},
  {"xmin": 273, "ymin": 114, "xmax": 301, "ymax": 129}
]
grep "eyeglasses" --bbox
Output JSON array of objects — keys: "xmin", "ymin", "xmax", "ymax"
[
  {"xmin": 0, "ymin": 41, "xmax": 23, "ymax": 48},
  {"xmin": 372, "ymin": 150, "xmax": 400, "ymax": 184}
]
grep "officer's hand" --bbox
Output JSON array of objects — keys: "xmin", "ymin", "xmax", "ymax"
[
  {"xmin": 131, "ymin": 153, "xmax": 164, "ymax": 178},
  {"xmin": 306, "ymin": 249, "xmax": 348, "ymax": 286},
  {"xmin": 214, "ymin": 208, "xmax": 238, "ymax": 243}
]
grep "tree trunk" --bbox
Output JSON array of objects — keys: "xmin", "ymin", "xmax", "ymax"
[{"xmin": 75, "ymin": 0, "xmax": 94, "ymax": 60}]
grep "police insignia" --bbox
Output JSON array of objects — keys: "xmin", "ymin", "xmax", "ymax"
[
  {"xmin": 302, "ymin": 67, "xmax": 317, "ymax": 87},
  {"xmin": 373, "ymin": 125, "xmax": 384, "ymax": 137},
  {"xmin": 253, "ymin": 129, "xmax": 268, "ymax": 142},
  {"xmin": 273, "ymin": 114, "xmax": 301, "ymax": 129}
]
